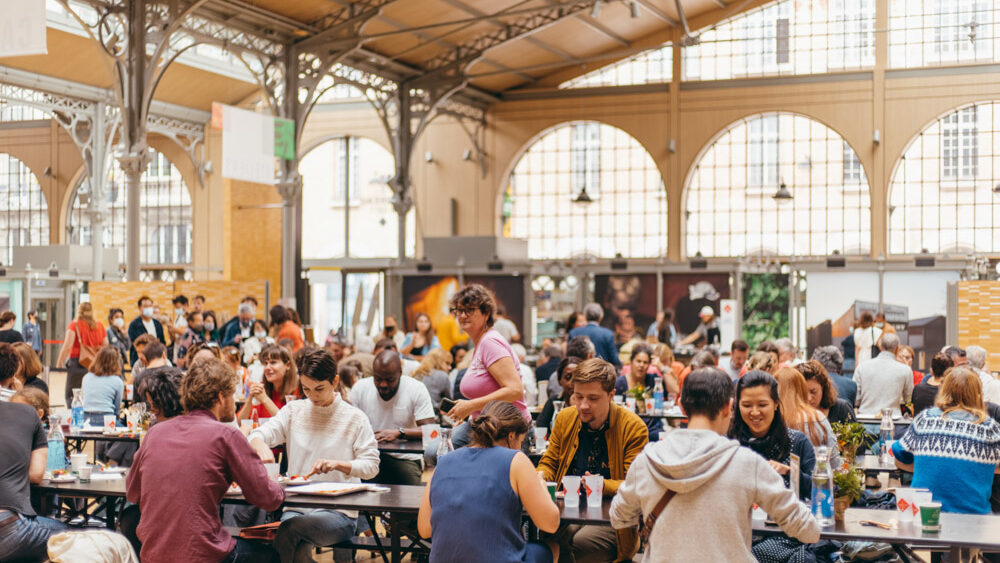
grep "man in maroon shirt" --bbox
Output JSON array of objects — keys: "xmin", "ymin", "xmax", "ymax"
[{"xmin": 126, "ymin": 358, "xmax": 284, "ymax": 562}]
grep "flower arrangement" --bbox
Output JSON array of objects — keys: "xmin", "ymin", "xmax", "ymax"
[
  {"xmin": 832, "ymin": 421, "xmax": 868, "ymax": 464},
  {"xmin": 832, "ymin": 464, "xmax": 864, "ymax": 520},
  {"xmin": 627, "ymin": 386, "xmax": 649, "ymax": 413}
]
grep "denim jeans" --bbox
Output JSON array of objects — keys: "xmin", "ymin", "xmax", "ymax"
[
  {"xmin": 274, "ymin": 509, "xmax": 356, "ymax": 563},
  {"xmin": 0, "ymin": 511, "xmax": 68, "ymax": 562},
  {"xmin": 220, "ymin": 537, "xmax": 279, "ymax": 563}
]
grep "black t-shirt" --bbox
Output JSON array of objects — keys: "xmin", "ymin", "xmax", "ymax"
[
  {"xmin": 571, "ymin": 420, "xmax": 610, "ymax": 479},
  {"xmin": 0, "ymin": 401, "xmax": 47, "ymax": 516},
  {"xmin": 827, "ymin": 398, "xmax": 857, "ymax": 425},
  {"xmin": 0, "ymin": 329, "xmax": 24, "ymax": 343},
  {"xmin": 912, "ymin": 381, "xmax": 940, "ymax": 417}
]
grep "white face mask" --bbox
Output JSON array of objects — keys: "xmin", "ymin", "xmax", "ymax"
[
  {"xmin": 113, "ymin": 317, "xmax": 125, "ymax": 328},
  {"xmin": 255, "ymin": 331, "xmax": 267, "ymax": 339},
  {"xmin": 142, "ymin": 307, "xmax": 154, "ymax": 318},
  {"xmin": 204, "ymin": 322, "xmax": 215, "ymax": 332}
]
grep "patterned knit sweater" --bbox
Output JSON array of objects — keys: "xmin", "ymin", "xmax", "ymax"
[{"xmin": 892, "ymin": 407, "xmax": 1000, "ymax": 514}]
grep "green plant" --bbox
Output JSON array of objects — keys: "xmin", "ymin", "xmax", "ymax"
[
  {"xmin": 833, "ymin": 466, "xmax": 864, "ymax": 501},
  {"xmin": 832, "ymin": 421, "xmax": 869, "ymax": 461},
  {"xmin": 627, "ymin": 386, "xmax": 648, "ymax": 400},
  {"xmin": 741, "ymin": 273, "xmax": 790, "ymax": 349}
]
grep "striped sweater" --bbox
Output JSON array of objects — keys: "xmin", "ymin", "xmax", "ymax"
[{"xmin": 892, "ymin": 407, "xmax": 1000, "ymax": 514}]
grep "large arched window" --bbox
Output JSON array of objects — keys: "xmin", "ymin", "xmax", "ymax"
[
  {"xmin": 300, "ymin": 136, "xmax": 414, "ymax": 259},
  {"xmin": 889, "ymin": 101, "xmax": 1000, "ymax": 254},
  {"xmin": 67, "ymin": 149, "xmax": 192, "ymax": 265},
  {"xmin": 685, "ymin": 113, "xmax": 870, "ymax": 257},
  {"xmin": 502, "ymin": 121, "xmax": 667, "ymax": 259},
  {"xmin": 0, "ymin": 154, "xmax": 48, "ymax": 265}
]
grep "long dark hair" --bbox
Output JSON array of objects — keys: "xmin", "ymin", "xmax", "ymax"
[
  {"xmin": 656, "ymin": 309, "xmax": 674, "ymax": 344},
  {"xmin": 728, "ymin": 370, "xmax": 791, "ymax": 462}
]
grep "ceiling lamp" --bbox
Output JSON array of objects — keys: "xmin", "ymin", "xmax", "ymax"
[
  {"xmin": 772, "ymin": 181, "xmax": 793, "ymax": 201},
  {"xmin": 574, "ymin": 187, "xmax": 594, "ymax": 205}
]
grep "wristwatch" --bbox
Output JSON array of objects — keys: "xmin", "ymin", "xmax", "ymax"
[{"xmin": 398, "ymin": 427, "xmax": 406, "ymax": 440}]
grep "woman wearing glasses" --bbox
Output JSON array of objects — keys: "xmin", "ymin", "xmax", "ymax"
[{"xmin": 445, "ymin": 284, "xmax": 529, "ymax": 449}]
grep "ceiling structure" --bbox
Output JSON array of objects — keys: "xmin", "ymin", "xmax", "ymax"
[{"xmin": 0, "ymin": 0, "xmax": 764, "ymax": 112}]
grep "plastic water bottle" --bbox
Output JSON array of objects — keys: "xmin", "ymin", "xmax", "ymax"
[
  {"xmin": 811, "ymin": 446, "xmax": 835, "ymax": 527},
  {"xmin": 71, "ymin": 388, "xmax": 84, "ymax": 430},
  {"xmin": 437, "ymin": 428, "xmax": 455, "ymax": 458},
  {"xmin": 46, "ymin": 415, "xmax": 66, "ymax": 473},
  {"xmin": 879, "ymin": 408, "xmax": 894, "ymax": 464},
  {"xmin": 653, "ymin": 378, "xmax": 664, "ymax": 414}
]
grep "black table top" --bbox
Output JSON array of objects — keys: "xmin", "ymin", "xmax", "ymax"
[
  {"xmin": 64, "ymin": 431, "xmax": 142, "ymax": 443},
  {"xmin": 377, "ymin": 441, "xmax": 426, "ymax": 454}
]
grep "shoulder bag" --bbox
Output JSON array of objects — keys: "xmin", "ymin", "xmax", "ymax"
[
  {"xmin": 870, "ymin": 327, "xmax": 880, "ymax": 358},
  {"xmin": 76, "ymin": 322, "xmax": 99, "ymax": 370},
  {"xmin": 639, "ymin": 488, "xmax": 676, "ymax": 546}
]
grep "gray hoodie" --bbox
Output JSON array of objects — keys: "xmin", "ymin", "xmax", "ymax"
[{"xmin": 610, "ymin": 429, "xmax": 820, "ymax": 562}]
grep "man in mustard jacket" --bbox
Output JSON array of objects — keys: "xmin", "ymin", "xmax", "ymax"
[{"xmin": 537, "ymin": 358, "xmax": 649, "ymax": 563}]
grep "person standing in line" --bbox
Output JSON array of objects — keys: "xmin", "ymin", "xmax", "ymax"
[
  {"xmin": 21, "ymin": 310, "xmax": 41, "ymax": 357},
  {"xmin": 853, "ymin": 312, "xmax": 881, "ymax": 367}
]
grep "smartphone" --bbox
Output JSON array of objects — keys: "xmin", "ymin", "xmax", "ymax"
[{"xmin": 439, "ymin": 398, "xmax": 457, "ymax": 413}]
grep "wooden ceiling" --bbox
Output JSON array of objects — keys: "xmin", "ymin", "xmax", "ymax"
[{"xmin": 0, "ymin": 0, "xmax": 761, "ymax": 112}]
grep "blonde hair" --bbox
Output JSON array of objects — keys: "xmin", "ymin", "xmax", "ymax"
[
  {"xmin": 936, "ymin": 366, "xmax": 988, "ymax": 423},
  {"xmin": 77, "ymin": 302, "xmax": 96, "ymax": 329},
  {"xmin": 774, "ymin": 366, "xmax": 828, "ymax": 446},
  {"xmin": 747, "ymin": 351, "xmax": 777, "ymax": 374},
  {"xmin": 413, "ymin": 348, "xmax": 452, "ymax": 381}
]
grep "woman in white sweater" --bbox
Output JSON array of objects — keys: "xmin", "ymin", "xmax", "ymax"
[
  {"xmin": 249, "ymin": 348, "xmax": 379, "ymax": 563},
  {"xmin": 610, "ymin": 367, "xmax": 819, "ymax": 562}
]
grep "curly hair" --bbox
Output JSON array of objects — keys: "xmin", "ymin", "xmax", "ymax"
[
  {"xmin": 448, "ymin": 284, "xmax": 496, "ymax": 327},
  {"xmin": 138, "ymin": 366, "xmax": 184, "ymax": 419},
  {"xmin": 180, "ymin": 358, "xmax": 236, "ymax": 412},
  {"xmin": 796, "ymin": 359, "xmax": 838, "ymax": 409},
  {"xmin": 746, "ymin": 351, "xmax": 777, "ymax": 374}
]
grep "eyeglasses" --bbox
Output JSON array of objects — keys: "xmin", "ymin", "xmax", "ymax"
[{"xmin": 449, "ymin": 306, "xmax": 477, "ymax": 317}]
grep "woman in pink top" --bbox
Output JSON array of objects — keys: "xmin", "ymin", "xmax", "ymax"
[{"xmin": 447, "ymin": 284, "xmax": 527, "ymax": 448}]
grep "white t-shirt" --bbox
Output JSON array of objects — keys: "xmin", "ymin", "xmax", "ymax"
[
  {"xmin": 142, "ymin": 318, "xmax": 157, "ymax": 336},
  {"xmin": 853, "ymin": 326, "xmax": 882, "ymax": 365},
  {"xmin": 492, "ymin": 318, "xmax": 519, "ymax": 343},
  {"xmin": 349, "ymin": 376, "xmax": 435, "ymax": 461}
]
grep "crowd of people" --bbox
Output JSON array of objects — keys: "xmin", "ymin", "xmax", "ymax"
[{"xmin": 2, "ymin": 288, "xmax": 1000, "ymax": 562}]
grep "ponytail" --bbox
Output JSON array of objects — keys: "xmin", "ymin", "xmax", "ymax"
[{"xmin": 469, "ymin": 401, "xmax": 529, "ymax": 448}]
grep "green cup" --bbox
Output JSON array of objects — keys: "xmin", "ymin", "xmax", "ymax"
[
  {"xmin": 919, "ymin": 501, "xmax": 942, "ymax": 533},
  {"xmin": 546, "ymin": 482, "xmax": 557, "ymax": 501}
]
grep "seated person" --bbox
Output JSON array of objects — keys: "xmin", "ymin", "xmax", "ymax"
[
  {"xmin": 348, "ymin": 350, "xmax": 435, "ymax": 485},
  {"xmin": 132, "ymin": 337, "xmax": 169, "ymax": 389},
  {"xmin": 893, "ymin": 366, "xmax": 1000, "ymax": 515},
  {"xmin": 238, "ymin": 344, "xmax": 298, "ymax": 423},
  {"xmin": 611, "ymin": 367, "xmax": 820, "ymax": 561},
  {"xmin": 797, "ymin": 360, "xmax": 856, "ymax": 425},
  {"xmin": 728, "ymin": 371, "xmax": 816, "ymax": 500},
  {"xmin": 537, "ymin": 357, "xmax": 581, "ymax": 430},
  {"xmin": 11, "ymin": 387, "xmax": 48, "ymax": 420},
  {"xmin": 126, "ymin": 358, "xmax": 284, "ymax": 562},
  {"xmin": 419, "ymin": 400, "xmax": 559, "ymax": 563},
  {"xmin": 249, "ymin": 348, "xmax": 379, "ymax": 562},
  {"xmin": 614, "ymin": 345, "xmax": 665, "ymax": 441},
  {"xmin": 0, "ymin": 381, "xmax": 65, "ymax": 562},
  {"xmin": 537, "ymin": 358, "xmax": 648, "ymax": 563}
]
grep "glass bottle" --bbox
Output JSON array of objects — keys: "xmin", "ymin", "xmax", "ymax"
[
  {"xmin": 811, "ymin": 446, "xmax": 834, "ymax": 527},
  {"xmin": 46, "ymin": 415, "xmax": 66, "ymax": 473},
  {"xmin": 436, "ymin": 427, "xmax": 454, "ymax": 458},
  {"xmin": 71, "ymin": 388, "xmax": 84, "ymax": 430},
  {"xmin": 653, "ymin": 378, "xmax": 665, "ymax": 414},
  {"xmin": 879, "ymin": 408, "xmax": 894, "ymax": 464}
]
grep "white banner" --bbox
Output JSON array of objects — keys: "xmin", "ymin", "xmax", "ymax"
[
  {"xmin": 0, "ymin": 0, "xmax": 48, "ymax": 57},
  {"xmin": 719, "ymin": 298, "xmax": 737, "ymax": 352},
  {"xmin": 221, "ymin": 104, "xmax": 275, "ymax": 185}
]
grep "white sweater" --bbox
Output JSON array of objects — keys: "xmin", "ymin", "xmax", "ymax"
[
  {"xmin": 610, "ymin": 430, "xmax": 820, "ymax": 562},
  {"xmin": 248, "ymin": 395, "xmax": 380, "ymax": 514}
]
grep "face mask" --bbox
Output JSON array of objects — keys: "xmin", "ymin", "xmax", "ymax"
[
  {"xmin": 204, "ymin": 322, "xmax": 215, "ymax": 332},
  {"xmin": 142, "ymin": 307, "xmax": 154, "ymax": 318},
  {"xmin": 175, "ymin": 308, "xmax": 184, "ymax": 316},
  {"xmin": 255, "ymin": 331, "xmax": 267, "ymax": 339},
  {"xmin": 113, "ymin": 317, "xmax": 125, "ymax": 328},
  {"xmin": 875, "ymin": 322, "xmax": 884, "ymax": 328}
]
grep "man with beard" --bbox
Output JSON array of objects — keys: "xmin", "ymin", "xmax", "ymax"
[{"xmin": 349, "ymin": 349, "xmax": 436, "ymax": 485}]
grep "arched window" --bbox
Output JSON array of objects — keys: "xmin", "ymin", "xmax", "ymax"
[
  {"xmin": 502, "ymin": 121, "xmax": 667, "ymax": 259},
  {"xmin": 300, "ymin": 136, "xmax": 414, "ymax": 259},
  {"xmin": 560, "ymin": 44, "xmax": 672, "ymax": 88},
  {"xmin": 0, "ymin": 154, "xmax": 48, "ymax": 265},
  {"xmin": 683, "ymin": 0, "xmax": 875, "ymax": 80},
  {"xmin": 889, "ymin": 101, "xmax": 1000, "ymax": 254},
  {"xmin": 685, "ymin": 113, "xmax": 870, "ymax": 257},
  {"xmin": 67, "ymin": 149, "xmax": 192, "ymax": 265}
]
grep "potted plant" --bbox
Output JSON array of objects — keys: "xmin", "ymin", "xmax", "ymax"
[
  {"xmin": 628, "ymin": 386, "xmax": 647, "ymax": 414},
  {"xmin": 832, "ymin": 421, "xmax": 867, "ymax": 464},
  {"xmin": 832, "ymin": 466, "xmax": 864, "ymax": 522}
]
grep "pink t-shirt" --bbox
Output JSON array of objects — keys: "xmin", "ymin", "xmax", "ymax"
[{"xmin": 460, "ymin": 329, "xmax": 529, "ymax": 420}]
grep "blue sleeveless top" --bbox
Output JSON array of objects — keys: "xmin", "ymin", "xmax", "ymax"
[{"xmin": 429, "ymin": 446, "xmax": 525, "ymax": 563}]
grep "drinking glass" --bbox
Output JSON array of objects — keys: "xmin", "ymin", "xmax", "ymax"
[
  {"xmin": 584, "ymin": 475, "xmax": 604, "ymax": 508},
  {"xmin": 562, "ymin": 475, "xmax": 581, "ymax": 508}
]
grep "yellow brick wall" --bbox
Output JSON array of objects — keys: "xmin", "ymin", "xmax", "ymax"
[
  {"xmin": 225, "ymin": 179, "xmax": 282, "ymax": 297},
  {"xmin": 956, "ymin": 281, "xmax": 1000, "ymax": 369},
  {"xmin": 89, "ymin": 280, "xmax": 269, "ymax": 332}
]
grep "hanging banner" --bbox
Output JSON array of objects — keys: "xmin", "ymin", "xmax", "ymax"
[
  {"xmin": 274, "ymin": 117, "xmax": 295, "ymax": 160},
  {"xmin": 219, "ymin": 104, "xmax": 275, "ymax": 185},
  {"xmin": 0, "ymin": 0, "xmax": 47, "ymax": 57}
]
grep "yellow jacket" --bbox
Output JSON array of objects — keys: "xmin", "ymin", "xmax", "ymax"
[{"xmin": 537, "ymin": 403, "xmax": 648, "ymax": 562}]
